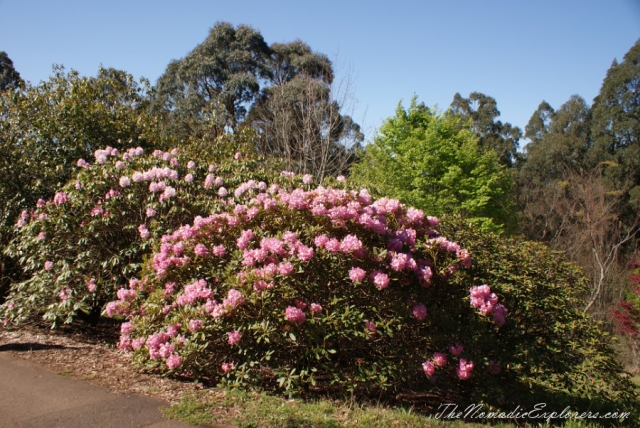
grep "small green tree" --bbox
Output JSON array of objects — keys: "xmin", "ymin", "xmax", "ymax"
[{"xmin": 350, "ymin": 98, "xmax": 515, "ymax": 233}]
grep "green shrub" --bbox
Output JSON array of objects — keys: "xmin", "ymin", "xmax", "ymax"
[{"xmin": 1, "ymin": 135, "xmax": 278, "ymax": 326}]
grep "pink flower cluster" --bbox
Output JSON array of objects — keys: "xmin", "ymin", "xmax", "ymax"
[
  {"xmin": 175, "ymin": 279, "xmax": 213, "ymax": 306},
  {"xmin": 469, "ymin": 285, "xmax": 508, "ymax": 326},
  {"xmin": 132, "ymin": 166, "xmax": 179, "ymax": 183},
  {"xmin": 285, "ymin": 306, "xmax": 306, "ymax": 325},
  {"xmin": 94, "ymin": 146, "xmax": 119, "ymax": 164},
  {"xmin": 456, "ymin": 359, "xmax": 474, "ymax": 380},
  {"xmin": 53, "ymin": 191, "xmax": 69, "ymax": 206}
]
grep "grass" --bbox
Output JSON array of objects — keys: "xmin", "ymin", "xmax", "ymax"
[
  {"xmin": 161, "ymin": 388, "xmax": 624, "ymax": 428},
  {"xmin": 57, "ymin": 370, "xmax": 73, "ymax": 377}
]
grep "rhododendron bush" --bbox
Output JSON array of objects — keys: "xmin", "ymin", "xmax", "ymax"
[
  {"xmin": 1, "ymin": 140, "xmax": 278, "ymax": 326},
  {"xmin": 101, "ymin": 170, "xmax": 518, "ymax": 401}
]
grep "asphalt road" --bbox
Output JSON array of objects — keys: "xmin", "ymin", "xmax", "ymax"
[{"xmin": 0, "ymin": 353, "xmax": 232, "ymax": 428}]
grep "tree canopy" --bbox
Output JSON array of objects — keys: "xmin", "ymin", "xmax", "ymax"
[
  {"xmin": 449, "ymin": 92, "xmax": 522, "ymax": 168},
  {"xmin": 0, "ymin": 51, "xmax": 23, "ymax": 92},
  {"xmin": 351, "ymin": 98, "xmax": 515, "ymax": 233}
]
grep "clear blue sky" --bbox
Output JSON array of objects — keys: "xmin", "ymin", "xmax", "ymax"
[{"xmin": 1, "ymin": 0, "xmax": 639, "ymax": 145}]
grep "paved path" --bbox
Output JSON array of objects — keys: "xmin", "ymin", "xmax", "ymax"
[{"xmin": 0, "ymin": 354, "xmax": 233, "ymax": 428}]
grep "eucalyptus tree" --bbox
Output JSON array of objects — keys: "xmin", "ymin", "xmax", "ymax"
[{"xmin": 450, "ymin": 92, "xmax": 522, "ymax": 168}]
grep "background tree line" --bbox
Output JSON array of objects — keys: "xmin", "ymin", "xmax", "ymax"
[{"xmin": 1, "ymin": 24, "xmax": 639, "ymax": 371}]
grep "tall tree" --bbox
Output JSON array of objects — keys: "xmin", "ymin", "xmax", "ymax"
[
  {"xmin": 151, "ymin": 22, "xmax": 362, "ymax": 179},
  {"xmin": 250, "ymin": 41, "xmax": 363, "ymax": 180},
  {"xmin": 0, "ymin": 51, "xmax": 22, "ymax": 91},
  {"xmin": 590, "ymin": 38, "xmax": 640, "ymax": 210},
  {"xmin": 351, "ymin": 98, "xmax": 515, "ymax": 233},
  {"xmin": 150, "ymin": 22, "xmax": 271, "ymax": 137},
  {"xmin": 449, "ymin": 92, "xmax": 522, "ymax": 168},
  {"xmin": 520, "ymin": 95, "xmax": 591, "ymax": 184}
]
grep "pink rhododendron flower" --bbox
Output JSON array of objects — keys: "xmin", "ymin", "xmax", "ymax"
[
  {"xmin": 364, "ymin": 321, "xmax": 377, "ymax": 335},
  {"xmin": 349, "ymin": 267, "xmax": 366, "ymax": 283},
  {"xmin": 422, "ymin": 361, "xmax": 435, "ymax": 377},
  {"xmin": 189, "ymin": 319, "xmax": 203, "ymax": 332},
  {"xmin": 433, "ymin": 352, "xmax": 447, "ymax": 367},
  {"xmin": 53, "ymin": 191, "xmax": 69, "ymax": 206},
  {"xmin": 493, "ymin": 304, "xmax": 508, "ymax": 326},
  {"xmin": 214, "ymin": 176, "xmax": 224, "ymax": 186},
  {"xmin": 146, "ymin": 207, "xmax": 156, "ymax": 217},
  {"xmin": 36, "ymin": 198, "xmax": 46, "ymax": 208},
  {"xmin": 456, "ymin": 359, "xmax": 474, "ymax": 380},
  {"xmin": 227, "ymin": 330, "xmax": 242, "ymax": 345},
  {"xmin": 184, "ymin": 173, "xmax": 194, "ymax": 183},
  {"xmin": 37, "ymin": 231, "xmax": 46, "ymax": 240},
  {"xmin": 87, "ymin": 278, "xmax": 96, "ymax": 292},
  {"xmin": 138, "ymin": 224, "xmax": 150, "ymax": 239},
  {"xmin": 75, "ymin": 181, "xmax": 82, "ymax": 189},
  {"xmin": 132, "ymin": 338, "xmax": 145, "ymax": 350},
  {"xmin": 16, "ymin": 218, "xmax": 26, "ymax": 228},
  {"xmin": 212, "ymin": 245, "xmax": 226, "ymax": 257},
  {"xmin": 303, "ymin": 174, "xmax": 313, "ymax": 184},
  {"xmin": 44, "ymin": 261, "xmax": 53, "ymax": 271},
  {"xmin": 77, "ymin": 158, "xmax": 90, "ymax": 168},
  {"xmin": 294, "ymin": 299, "xmax": 307, "ymax": 310},
  {"xmin": 221, "ymin": 362, "xmax": 234, "ymax": 373},
  {"xmin": 166, "ymin": 353, "xmax": 182, "ymax": 369},
  {"xmin": 285, "ymin": 306, "xmax": 306, "ymax": 325},
  {"xmin": 208, "ymin": 164, "xmax": 216, "ymax": 172},
  {"xmin": 58, "ymin": 287, "xmax": 71, "ymax": 302},
  {"xmin": 120, "ymin": 322, "xmax": 133, "ymax": 335},
  {"xmin": 314, "ymin": 234, "xmax": 329, "ymax": 248},
  {"xmin": 337, "ymin": 175, "xmax": 346, "ymax": 182},
  {"xmin": 340, "ymin": 234, "xmax": 363, "ymax": 254},
  {"xmin": 412, "ymin": 304, "xmax": 427, "ymax": 321},
  {"xmin": 371, "ymin": 271, "xmax": 390, "ymax": 290},
  {"xmin": 204, "ymin": 174, "xmax": 214, "ymax": 188},
  {"xmin": 194, "ymin": 243, "xmax": 209, "ymax": 257},
  {"xmin": 296, "ymin": 245, "xmax": 314, "ymax": 261},
  {"xmin": 234, "ymin": 152, "xmax": 242, "ymax": 160},
  {"xmin": 218, "ymin": 187, "xmax": 228, "ymax": 197},
  {"xmin": 115, "ymin": 160, "xmax": 126, "ymax": 169},
  {"xmin": 277, "ymin": 261, "xmax": 294, "ymax": 276},
  {"xmin": 117, "ymin": 336, "xmax": 132, "ymax": 351},
  {"xmin": 187, "ymin": 161, "xmax": 196, "ymax": 169},
  {"xmin": 237, "ymin": 229, "xmax": 254, "ymax": 249},
  {"xmin": 449, "ymin": 343, "xmax": 463, "ymax": 356},
  {"xmin": 309, "ymin": 303, "xmax": 322, "ymax": 315}
]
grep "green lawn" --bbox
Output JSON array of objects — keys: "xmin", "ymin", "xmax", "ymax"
[{"xmin": 161, "ymin": 388, "xmax": 626, "ymax": 428}]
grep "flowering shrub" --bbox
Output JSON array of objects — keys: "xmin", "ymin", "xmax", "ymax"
[
  {"xmin": 1, "ymin": 140, "xmax": 278, "ymax": 327},
  {"xmin": 102, "ymin": 171, "xmax": 518, "ymax": 401},
  {"xmin": 440, "ymin": 217, "xmax": 639, "ymax": 417}
]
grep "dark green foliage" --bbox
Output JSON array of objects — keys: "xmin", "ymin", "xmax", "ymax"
[
  {"xmin": 520, "ymin": 95, "xmax": 592, "ymax": 184},
  {"xmin": 450, "ymin": 92, "xmax": 522, "ymax": 168},
  {"xmin": 0, "ymin": 66, "xmax": 162, "ymax": 301},
  {"xmin": 440, "ymin": 217, "xmax": 639, "ymax": 421},
  {"xmin": 590, "ymin": 38, "xmax": 640, "ymax": 209},
  {"xmin": 0, "ymin": 51, "xmax": 22, "ymax": 92}
]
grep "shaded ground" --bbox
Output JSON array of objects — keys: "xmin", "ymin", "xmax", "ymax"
[{"xmin": 0, "ymin": 319, "xmax": 202, "ymax": 405}]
